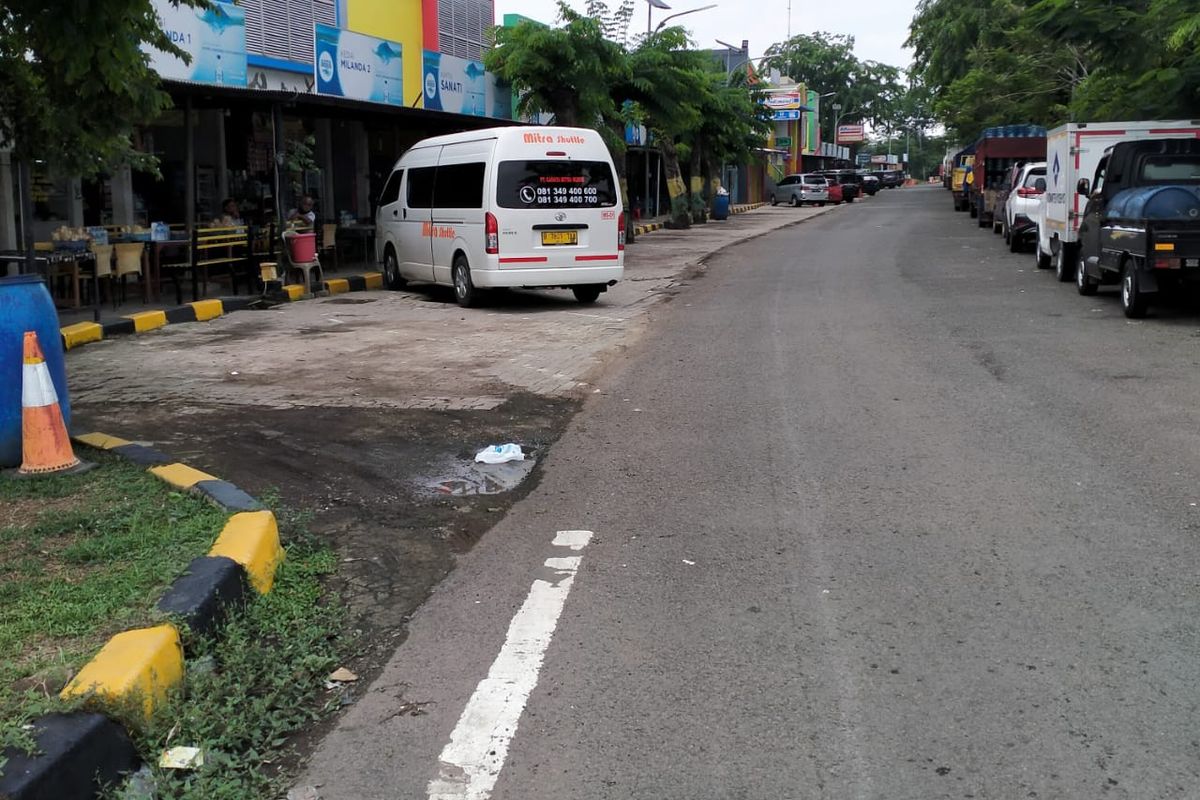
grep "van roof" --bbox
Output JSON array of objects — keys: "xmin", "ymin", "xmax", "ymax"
[{"xmin": 406, "ymin": 125, "xmax": 605, "ymax": 151}]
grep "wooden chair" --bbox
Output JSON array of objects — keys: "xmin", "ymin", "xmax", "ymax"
[
  {"xmin": 114, "ymin": 242, "xmax": 147, "ymax": 304},
  {"xmin": 87, "ymin": 243, "xmax": 114, "ymax": 305},
  {"xmin": 319, "ymin": 223, "xmax": 338, "ymax": 270}
]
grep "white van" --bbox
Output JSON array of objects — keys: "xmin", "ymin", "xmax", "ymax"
[{"xmin": 375, "ymin": 126, "xmax": 625, "ymax": 307}]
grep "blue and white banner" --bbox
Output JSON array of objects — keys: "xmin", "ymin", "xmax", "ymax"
[
  {"xmin": 422, "ymin": 50, "xmax": 509, "ymax": 119},
  {"xmin": 315, "ymin": 24, "xmax": 404, "ymax": 106},
  {"xmin": 147, "ymin": 0, "xmax": 247, "ymax": 87}
]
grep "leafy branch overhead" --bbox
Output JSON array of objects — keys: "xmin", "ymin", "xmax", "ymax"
[
  {"xmin": 908, "ymin": 0, "xmax": 1200, "ymax": 140},
  {"xmin": 0, "ymin": 0, "xmax": 212, "ymax": 176}
]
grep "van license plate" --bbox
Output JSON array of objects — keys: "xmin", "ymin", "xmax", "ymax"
[
  {"xmin": 1186, "ymin": 258, "xmax": 1200, "ymax": 268},
  {"xmin": 541, "ymin": 231, "xmax": 578, "ymax": 246}
]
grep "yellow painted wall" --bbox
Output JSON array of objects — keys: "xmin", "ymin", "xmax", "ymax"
[{"xmin": 346, "ymin": 0, "xmax": 425, "ymax": 108}]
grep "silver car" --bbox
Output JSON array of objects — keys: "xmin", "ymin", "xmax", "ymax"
[{"xmin": 771, "ymin": 174, "xmax": 830, "ymax": 207}]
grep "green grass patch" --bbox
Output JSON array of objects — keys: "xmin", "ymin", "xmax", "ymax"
[
  {"xmin": 0, "ymin": 451, "xmax": 228, "ymax": 751},
  {"xmin": 121, "ymin": 511, "xmax": 346, "ymax": 799}
]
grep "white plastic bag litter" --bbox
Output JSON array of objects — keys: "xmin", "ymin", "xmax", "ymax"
[{"xmin": 475, "ymin": 444, "xmax": 525, "ymax": 464}]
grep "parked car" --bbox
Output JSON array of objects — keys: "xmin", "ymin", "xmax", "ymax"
[
  {"xmin": 859, "ymin": 173, "xmax": 881, "ymax": 195},
  {"xmin": 770, "ymin": 174, "xmax": 829, "ymax": 207},
  {"xmin": 1074, "ymin": 137, "xmax": 1200, "ymax": 318},
  {"xmin": 820, "ymin": 172, "xmax": 859, "ymax": 203},
  {"xmin": 874, "ymin": 170, "xmax": 903, "ymax": 189},
  {"xmin": 375, "ymin": 125, "xmax": 624, "ymax": 307},
  {"xmin": 1001, "ymin": 162, "xmax": 1046, "ymax": 253}
]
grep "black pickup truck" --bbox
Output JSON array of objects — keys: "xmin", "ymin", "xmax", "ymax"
[{"xmin": 1075, "ymin": 138, "xmax": 1200, "ymax": 318}]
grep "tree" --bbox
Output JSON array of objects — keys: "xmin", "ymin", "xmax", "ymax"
[
  {"xmin": 485, "ymin": 2, "xmax": 624, "ymax": 128},
  {"xmin": 0, "ymin": 0, "xmax": 208, "ymax": 266},
  {"xmin": 621, "ymin": 28, "xmax": 712, "ymax": 228}
]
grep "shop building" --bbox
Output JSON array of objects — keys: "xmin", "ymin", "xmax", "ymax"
[{"xmin": 1, "ymin": 0, "xmax": 512, "ymax": 250}]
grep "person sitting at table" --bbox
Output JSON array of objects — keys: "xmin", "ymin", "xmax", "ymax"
[
  {"xmin": 216, "ymin": 198, "xmax": 244, "ymax": 227},
  {"xmin": 287, "ymin": 194, "xmax": 316, "ymax": 227}
]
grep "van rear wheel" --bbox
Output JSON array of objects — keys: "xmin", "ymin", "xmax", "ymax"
[
  {"xmin": 572, "ymin": 285, "xmax": 603, "ymax": 305},
  {"xmin": 453, "ymin": 256, "xmax": 478, "ymax": 308}
]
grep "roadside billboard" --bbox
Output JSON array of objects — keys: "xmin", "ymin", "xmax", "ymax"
[
  {"xmin": 837, "ymin": 124, "xmax": 865, "ymax": 144},
  {"xmin": 146, "ymin": 0, "xmax": 247, "ymax": 87},
  {"xmin": 315, "ymin": 24, "xmax": 404, "ymax": 106}
]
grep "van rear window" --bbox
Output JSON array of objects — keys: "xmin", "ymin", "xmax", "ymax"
[{"xmin": 496, "ymin": 161, "xmax": 617, "ymax": 209}]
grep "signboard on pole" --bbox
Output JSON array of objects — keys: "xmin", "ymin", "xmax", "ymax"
[
  {"xmin": 856, "ymin": 152, "xmax": 871, "ymax": 166},
  {"xmin": 315, "ymin": 24, "xmax": 404, "ymax": 106},
  {"xmin": 773, "ymin": 110, "xmax": 801, "ymax": 121},
  {"xmin": 776, "ymin": 136, "xmax": 793, "ymax": 148},
  {"xmin": 147, "ymin": 0, "xmax": 247, "ymax": 87},
  {"xmin": 836, "ymin": 124, "xmax": 865, "ymax": 144}
]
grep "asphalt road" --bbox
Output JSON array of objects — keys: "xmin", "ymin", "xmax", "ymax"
[{"xmin": 298, "ymin": 186, "xmax": 1200, "ymax": 799}]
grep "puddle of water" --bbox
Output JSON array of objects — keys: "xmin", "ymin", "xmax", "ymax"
[{"xmin": 422, "ymin": 457, "xmax": 537, "ymax": 496}]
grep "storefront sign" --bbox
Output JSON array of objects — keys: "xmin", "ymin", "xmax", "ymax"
[
  {"xmin": 423, "ymin": 51, "xmax": 488, "ymax": 116},
  {"xmin": 772, "ymin": 110, "xmax": 801, "ymax": 121},
  {"xmin": 837, "ymin": 124, "xmax": 866, "ymax": 143},
  {"xmin": 775, "ymin": 136, "xmax": 793, "ymax": 148},
  {"xmin": 315, "ymin": 24, "xmax": 404, "ymax": 106},
  {"xmin": 764, "ymin": 92, "xmax": 804, "ymax": 110},
  {"xmin": 147, "ymin": 0, "xmax": 247, "ymax": 87}
]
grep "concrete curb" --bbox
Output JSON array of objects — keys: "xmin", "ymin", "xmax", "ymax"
[
  {"xmin": 60, "ymin": 272, "xmax": 385, "ymax": 353},
  {"xmin": 59, "ymin": 296, "xmax": 259, "ymax": 352},
  {"xmin": 633, "ymin": 203, "xmax": 766, "ymax": 237},
  {"xmin": 0, "ymin": 436, "xmax": 285, "ymax": 800}
]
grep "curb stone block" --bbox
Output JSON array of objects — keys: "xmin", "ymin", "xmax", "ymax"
[
  {"xmin": 209, "ymin": 510, "xmax": 284, "ymax": 594},
  {"xmin": 0, "ymin": 713, "xmax": 138, "ymax": 800},
  {"xmin": 149, "ymin": 462, "xmax": 218, "ymax": 490},
  {"xmin": 60, "ymin": 625, "xmax": 184, "ymax": 720},
  {"xmin": 157, "ymin": 556, "xmax": 249, "ymax": 637},
  {"xmin": 109, "ymin": 443, "xmax": 175, "ymax": 467},
  {"xmin": 194, "ymin": 479, "xmax": 265, "ymax": 512}
]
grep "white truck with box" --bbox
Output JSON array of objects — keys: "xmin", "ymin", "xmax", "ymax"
[{"xmin": 1035, "ymin": 120, "xmax": 1200, "ymax": 282}]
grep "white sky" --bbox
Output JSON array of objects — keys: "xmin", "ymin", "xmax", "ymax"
[{"xmin": 493, "ymin": 0, "xmax": 920, "ymax": 70}]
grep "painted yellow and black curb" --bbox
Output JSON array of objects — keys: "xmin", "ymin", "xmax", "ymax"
[
  {"xmin": 632, "ymin": 203, "xmax": 767, "ymax": 237},
  {"xmin": 277, "ymin": 271, "xmax": 385, "ymax": 302},
  {"xmin": 59, "ymin": 296, "xmax": 256, "ymax": 353},
  {"xmin": 60, "ymin": 272, "xmax": 386, "ymax": 353},
  {"xmin": 0, "ymin": 436, "xmax": 285, "ymax": 800}
]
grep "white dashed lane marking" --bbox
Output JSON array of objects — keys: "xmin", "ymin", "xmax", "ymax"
[{"xmin": 427, "ymin": 530, "xmax": 594, "ymax": 800}]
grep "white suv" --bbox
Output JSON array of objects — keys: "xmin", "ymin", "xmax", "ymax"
[
  {"xmin": 771, "ymin": 174, "xmax": 829, "ymax": 207},
  {"xmin": 1002, "ymin": 162, "xmax": 1046, "ymax": 254}
]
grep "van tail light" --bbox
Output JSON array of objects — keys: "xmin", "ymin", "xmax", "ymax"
[
  {"xmin": 485, "ymin": 212, "xmax": 499, "ymax": 254},
  {"xmin": 1017, "ymin": 187, "xmax": 1044, "ymax": 198},
  {"xmin": 618, "ymin": 211, "xmax": 626, "ymax": 251},
  {"xmin": 1154, "ymin": 257, "xmax": 1181, "ymax": 269}
]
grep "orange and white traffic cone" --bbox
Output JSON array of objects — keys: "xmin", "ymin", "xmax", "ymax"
[{"xmin": 18, "ymin": 331, "xmax": 89, "ymax": 476}]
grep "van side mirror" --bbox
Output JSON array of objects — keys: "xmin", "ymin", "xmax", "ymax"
[{"xmin": 1077, "ymin": 178, "xmax": 1091, "ymax": 196}]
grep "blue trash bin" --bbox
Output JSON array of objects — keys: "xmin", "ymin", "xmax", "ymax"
[
  {"xmin": 0, "ymin": 275, "xmax": 71, "ymax": 467},
  {"xmin": 712, "ymin": 194, "xmax": 731, "ymax": 220}
]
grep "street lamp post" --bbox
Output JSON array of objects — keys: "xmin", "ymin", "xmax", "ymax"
[
  {"xmin": 654, "ymin": 4, "xmax": 718, "ymax": 33},
  {"xmin": 644, "ymin": 0, "xmax": 671, "ymax": 34}
]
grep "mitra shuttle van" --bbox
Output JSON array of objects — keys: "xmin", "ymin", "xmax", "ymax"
[
  {"xmin": 375, "ymin": 126, "xmax": 625, "ymax": 307},
  {"xmin": 1034, "ymin": 119, "xmax": 1200, "ymax": 282}
]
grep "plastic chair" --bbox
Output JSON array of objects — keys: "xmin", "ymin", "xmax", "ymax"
[
  {"xmin": 114, "ymin": 242, "xmax": 146, "ymax": 305},
  {"xmin": 281, "ymin": 230, "xmax": 322, "ymax": 293},
  {"xmin": 319, "ymin": 223, "xmax": 338, "ymax": 270}
]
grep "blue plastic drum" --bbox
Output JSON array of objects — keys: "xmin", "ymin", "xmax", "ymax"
[
  {"xmin": 0, "ymin": 275, "xmax": 71, "ymax": 467},
  {"xmin": 712, "ymin": 194, "xmax": 731, "ymax": 220}
]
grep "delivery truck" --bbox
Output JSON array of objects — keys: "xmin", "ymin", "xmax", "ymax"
[
  {"xmin": 1033, "ymin": 119, "xmax": 1200, "ymax": 281},
  {"xmin": 967, "ymin": 125, "xmax": 1047, "ymax": 229}
]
